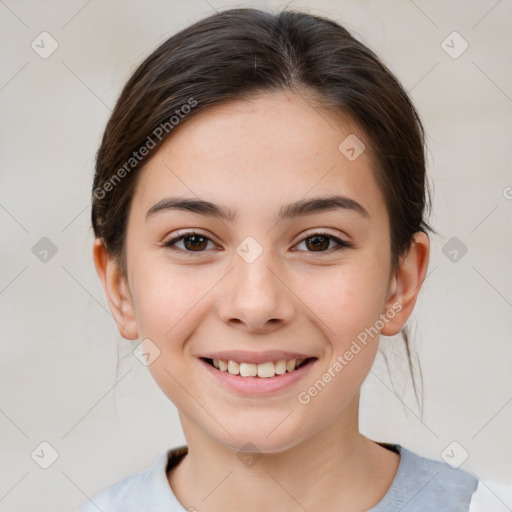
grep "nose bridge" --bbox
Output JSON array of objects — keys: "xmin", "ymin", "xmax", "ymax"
[{"xmin": 216, "ymin": 238, "xmax": 295, "ymax": 332}]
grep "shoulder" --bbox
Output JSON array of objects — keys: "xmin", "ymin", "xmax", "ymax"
[
  {"xmin": 400, "ymin": 445, "xmax": 478, "ymax": 504},
  {"xmin": 76, "ymin": 467, "xmax": 148, "ymax": 512},
  {"xmin": 76, "ymin": 446, "xmax": 187, "ymax": 512},
  {"xmin": 400, "ymin": 444, "xmax": 478, "ymax": 486},
  {"xmin": 373, "ymin": 444, "xmax": 479, "ymax": 511}
]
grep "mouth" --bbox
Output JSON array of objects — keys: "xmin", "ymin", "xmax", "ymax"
[{"xmin": 200, "ymin": 356, "xmax": 317, "ymax": 378}]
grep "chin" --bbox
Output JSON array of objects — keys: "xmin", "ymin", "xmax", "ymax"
[{"xmin": 212, "ymin": 421, "xmax": 309, "ymax": 456}]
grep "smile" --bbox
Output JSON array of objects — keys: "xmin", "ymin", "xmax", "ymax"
[
  {"xmin": 199, "ymin": 355, "xmax": 318, "ymax": 395},
  {"xmin": 203, "ymin": 357, "xmax": 313, "ymax": 378}
]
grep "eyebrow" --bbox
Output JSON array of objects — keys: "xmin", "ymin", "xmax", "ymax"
[{"xmin": 145, "ymin": 195, "xmax": 370, "ymax": 222}]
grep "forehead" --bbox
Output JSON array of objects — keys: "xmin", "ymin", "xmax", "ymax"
[{"xmin": 131, "ymin": 90, "xmax": 387, "ymax": 225}]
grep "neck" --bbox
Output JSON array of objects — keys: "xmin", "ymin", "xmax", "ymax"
[{"xmin": 168, "ymin": 397, "xmax": 399, "ymax": 512}]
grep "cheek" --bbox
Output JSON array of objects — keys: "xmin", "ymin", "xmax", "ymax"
[
  {"xmin": 292, "ymin": 266, "xmax": 386, "ymax": 418},
  {"xmin": 129, "ymin": 261, "xmax": 210, "ymax": 405},
  {"xmin": 300, "ymin": 260, "xmax": 389, "ymax": 339},
  {"xmin": 130, "ymin": 259, "xmax": 210, "ymax": 343}
]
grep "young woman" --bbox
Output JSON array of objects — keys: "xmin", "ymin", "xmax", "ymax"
[{"xmin": 80, "ymin": 7, "xmax": 485, "ymax": 511}]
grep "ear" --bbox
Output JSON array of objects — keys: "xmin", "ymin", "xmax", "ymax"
[
  {"xmin": 381, "ymin": 232, "xmax": 430, "ymax": 336},
  {"xmin": 93, "ymin": 238, "xmax": 139, "ymax": 340}
]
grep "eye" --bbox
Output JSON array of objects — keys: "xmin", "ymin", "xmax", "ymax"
[
  {"xmin": 293, "ymin": 231, "xmax": 352, "ymax": 253},
  {"xmin": 163, "ymin": 230, "xmax": 352, "ymax": 256},
  {"xmin": 163, "ymin": 231, "xmax": 217, "ymax": 254}
]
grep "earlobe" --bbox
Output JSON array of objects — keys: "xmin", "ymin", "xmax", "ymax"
[
  {"xmin": 93, "ymin": 239, "xmax": 139, "ymax": 340},
  {"xmin": 381, "ymin": 232, "xmax": 430, "ymax": 336}
]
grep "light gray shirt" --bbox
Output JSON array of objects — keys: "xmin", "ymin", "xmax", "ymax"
[{"xmin": 77, "ymin": 443, "xmax": 481, "ymax": 511}]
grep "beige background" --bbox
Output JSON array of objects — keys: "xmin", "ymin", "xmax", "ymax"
[{"xmin": 0, "ymin": 1, "xmax": 511, "ymax": 511}]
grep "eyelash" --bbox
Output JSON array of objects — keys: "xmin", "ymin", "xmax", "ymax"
[{"xmin": 162, "ymin": 230, "xmax": 352, "ymax": 256}]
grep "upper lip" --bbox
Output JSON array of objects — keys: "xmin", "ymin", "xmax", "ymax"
[{"xmin": 199, "ymin": 351, "xmax": 316, "ymax": 365}]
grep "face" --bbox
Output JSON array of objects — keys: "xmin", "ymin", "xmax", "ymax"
[{"xmin": 100, "ymin": 90, "xmax": 420, "ymax": 453}]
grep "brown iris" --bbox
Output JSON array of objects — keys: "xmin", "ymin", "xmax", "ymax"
[
  {"xmin": 305, "ymin": 235, "xmax": 330, "ymax": 251},
  {"xmin": 182, "ymin": 234, "xmax": 208, "ymax": 251}
]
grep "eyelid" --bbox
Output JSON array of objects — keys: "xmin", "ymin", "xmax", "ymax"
[
  {"xmin": 298, "ymin": 228, "xmax": 350, "ymax": 243},
  {"xmin": 163, "ymin": 229, "xmax": 213, "ymax": 243}
]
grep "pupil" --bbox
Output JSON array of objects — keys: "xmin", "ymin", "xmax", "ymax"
[{"xmin": 307, "ymin": 235, "xmax": 328, "ymax": 251}]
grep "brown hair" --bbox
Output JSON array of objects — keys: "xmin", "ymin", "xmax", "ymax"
[{"xmin": 92, "ymin": 7, "xmax": 435, "ymax": 411}]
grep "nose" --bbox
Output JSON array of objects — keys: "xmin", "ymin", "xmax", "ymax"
[{"xmin": 216, "ymin": 249, "xmax": 296, "ymax": 334}]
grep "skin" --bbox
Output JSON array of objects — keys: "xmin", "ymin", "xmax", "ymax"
[{"xmin": 94, "ymin": 90, "xmax": 429, "ymax": 511}]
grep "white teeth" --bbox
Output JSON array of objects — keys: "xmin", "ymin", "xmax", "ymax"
[
  {"xmin": 240, "ymin": 362, "xmax": 257, "ymax": 377},
  {"xmin": 227, "ymin": 360, "xmax": 240, "ymax": 375},
  {"xmin": 275, "ymin": 360, "xmax": 287, "ymax": 375},
  {"xmin": 257, "ymin": 362, "xmax": 275, "ymax": 378},
  {"xmin": 210, "ymin": 358, "xmax": 308, "ymax": 377}
]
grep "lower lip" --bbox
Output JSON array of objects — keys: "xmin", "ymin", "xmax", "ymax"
[{"xmin": 199, "ymin": 358, "xmax": 316, "ymax": 395}]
